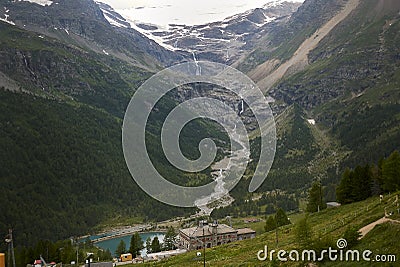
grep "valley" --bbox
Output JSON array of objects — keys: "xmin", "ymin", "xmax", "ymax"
[{"xmin": 0, "ymin": 0, "xmax": 400, "ymax": 266}]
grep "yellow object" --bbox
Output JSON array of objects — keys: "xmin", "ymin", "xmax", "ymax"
[
  {"xmin": 0, "ymin": 253, "xmax": 5, "ymax": 267},
  {"xmin": 120, "ymin": 253, "xmax": 133, "ymax": 262}
]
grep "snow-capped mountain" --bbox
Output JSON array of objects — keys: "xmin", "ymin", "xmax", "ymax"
[
  {"xmin": 1, "ymin": 0, "xmax": 184, "ymax": 68},
  {"xmin": 97, "ymin": 1, "xmax": 302, "ymax": 64},
  {"xmin": 14, "ymin": 0, "xmax": 53, "ymax": 6},
  {"xmin": 2, "ymin": 0, "xmax": 301, "ymax": 66}
]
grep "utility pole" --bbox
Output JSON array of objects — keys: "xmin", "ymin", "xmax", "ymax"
[
  {"xmin": 274, "ymin": 193, "xmax": 279, "ymax": 246},
  {"xmin": 5, "ymin": 229, "xmax": 16, "ymax": 267},
  {"xmin": 275, "ymin": 217, "xmax": 279, "ymax": 246},
  {"xmin": 76, "ymin": 245, "xmax": 79, "ymax": 266},
  {"xmin": 203, "ymin": 228, "xmax": 205, "ymax": 267},
  {"xmin": 319, "ymin": 179, "xmax": 323, "ymax": 212}
]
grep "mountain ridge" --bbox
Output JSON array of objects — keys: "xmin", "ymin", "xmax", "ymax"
[
  {"xmin": 0, "ymin": 0, "xmax": 184, "ymax": 70},
  {"xmin": 96, "ymin": 1, "xmax": 302, "ymax": 64}
]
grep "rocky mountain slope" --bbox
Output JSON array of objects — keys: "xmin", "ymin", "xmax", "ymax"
[
  {"xmin": 128, "ymin": 1, "xmax": 301, "ymax": 64},
  {"xmin": 209, "ymin": 0, "xmax": 400, "ymax": 213},
  {"xmin": 1, "ymin": 0, "xmax": 400, "ymax": 249},
  {"xmin": 268, "ymin": 0, "xmax": 400, "ymax": 164},
  {"xmin": 238, "ymin": 0, "xmax": 400, "ymax": 189},
  {"xmin": 0, "ymin": 0, "xmax": 183, "ymax": 69}
]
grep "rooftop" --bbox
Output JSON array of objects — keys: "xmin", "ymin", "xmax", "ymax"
[
  {"xmin": 179, "ymin": 223, "xmax": 237, "ymax": 238},
  {"xmin": 327, "ymin": 202, "xmax": 341, "ymax": 207},
  {"xmin": 237, "ymin": 228, "xmax": 256, "ymax": 235}
]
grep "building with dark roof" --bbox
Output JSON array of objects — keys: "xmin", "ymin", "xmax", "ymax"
[
  {"xmin": 237, "ymin": 228, "xmax": 256, "ymax": 240},
  {"xmin": 178, "ymin": 223, "xmax": 255, "ymax": 250}
]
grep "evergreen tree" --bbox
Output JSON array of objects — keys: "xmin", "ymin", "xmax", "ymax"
[
  {"xmin": 275, "ymin": 208, "xmax": 291, "ymax": 227},
  {"xmin": 145, "ymin": 237, "xmax": 152, "ymax": 254},
  {"xmin": 129, "ymin": 232, "xmax": 143, "ymax": 257},
  {"xmin": 264, "ymin": 215, "xmax": 276, "ymax": 232},
  {"xmin": 163, "ymin": 227, "xmax": 176, "ymax": 251},
  {"xmin": 97, "ymin": 249, "xmax": 112, "ymax": 261},
  {"xmin": 336, "ymin": 168, "xmax": 353, "ymax": 204},
  {"xmin": 382, "ymin": 150, "xmax": 400, "ymax": 192},
  {"xmin": 115, "ymin": 240, "xmax": 127, "ymax": 256},
  {"xmin": 295, "ymin": 215, "xmax": 312, "ymax": 248},
  {"xmin": 337, "ymin": 165, "xmax": 373, "ymax": 204},
  {"xmin": 370, "ymin": 163, "xmax": 383, "ymax": 196},
  {"xmin": 306, "ymin": 181, "xmax": 326, "ymax": 212},
  {"xmin": 353, "ymin": 165, "xmax": 372, "ymax": 201},
  {"xmin": 151, "ymin": 237, "xmax": 161, "ymax": 253}
]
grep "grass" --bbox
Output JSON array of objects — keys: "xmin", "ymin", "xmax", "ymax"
[
  {"xmin": 323, "ymin": 223, "xmax": 400, "ymax": 267},
  {"xmin": 120, "ymin": 194, "xmax": 399, "ymax": 266}
]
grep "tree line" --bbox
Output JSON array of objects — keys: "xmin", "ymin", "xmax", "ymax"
[
  {"xmin": 211, "ymin": 191, "xmax": 298, "ymax": 219},
  {"xmin": 264, "ymin": 208, "xmax": 291, "ymax": 232},
  {"xmin": 5, "ymin": 238, "xmax": 112, "ymax": 267},
  {"xmin": 336, "ymin": 150, "xmax": 400, "ymax": 204},
  {"xmin": 115, "ymin": 227, "xmax": 177, "ymax": 258}
]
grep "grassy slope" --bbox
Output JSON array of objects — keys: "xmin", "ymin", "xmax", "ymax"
[{"xmin": 132, "ymin": 194, "xmax": 399, "ymax": 266}]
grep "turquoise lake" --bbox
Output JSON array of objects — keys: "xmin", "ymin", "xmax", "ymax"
[{"xmin": 94, "ymin": 232, "xmax": 165, "ymax": 257}]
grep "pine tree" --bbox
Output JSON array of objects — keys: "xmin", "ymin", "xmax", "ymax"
[
  {"xmin": 337, "ymin": 165, "xmax": 374, "ymax": 204},
  {"xmin": 145, "ymin": 237, "xmax": 152, "ymax": 254},
  {"xmin": 129, "ymin": 233, "xmax": 143, "ymax": 257},
  {"xmin": 151, "ymin": 237, "xmax": 161, "ymax": 253},
  {"xmin": 163, "ymin": 227, "xmax": 176, "ymax": 251},
  {"xmin": 295, "ymin": 215, "xmax": 312, "ymax": 248},
  {"xmin": 275, "ymin": 208, "xmax": 291, "ymax": 227},
  {"xmin": 336, "ymin": 168, "xmax": 354, "ymax": 204},
  {"xmin": 306, "ymin": 181, "xmax": 326, "ymax": 212},
  {"xmin": 382, "ymin": 150, "xmax": 400, "ymax": 192},
  {"xmin": 115, "ymin": 240, "xmax": 127, "ymax": 256},
  {"xmin": 264, "ymin": 215, "xmax": 276, "ymax": 232}
]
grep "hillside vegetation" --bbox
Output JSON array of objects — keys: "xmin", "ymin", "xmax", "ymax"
[
  {"xmin": 268, "ymin": 0, "xmax": 400, "ymax": 167},
  {"xmin": 0, "ymin": 89, "xmax": 198, "ymax": 245},
  {"xmin": 136, "ymin": 195, "xmax": 400, "ymax": 266},
  {"xmin": 0, "ymin": 21, "xmax": 227, "ymax": 246},
  {"xmin": 228, "ymin": 0, "xmax": 400, "ymax": 212}
]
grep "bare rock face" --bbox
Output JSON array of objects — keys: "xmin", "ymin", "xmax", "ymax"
[{"xmin": 2, "ymin": 0, "xmax": 184, "ymax": 68}]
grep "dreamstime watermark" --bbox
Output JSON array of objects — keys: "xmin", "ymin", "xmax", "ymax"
[
  {"xmin": 257, "ymin": 238, "xmax": 397, "ymax": 263},
  {"xmin": 122, "ymin": 61, "xmax": 276, "ymax": 207}
]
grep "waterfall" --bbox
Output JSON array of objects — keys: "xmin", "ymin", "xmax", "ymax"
[
  {"xmin": 192, "ymin": 51, "xmax": 201, "ymax": 75},
  {"xmin": 239, "ymin": 99, "xmax": 244, "ymax": 115},
  {"xmin": 225, "ymin": 49, "xmax": 230, "ymax": 62}
]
